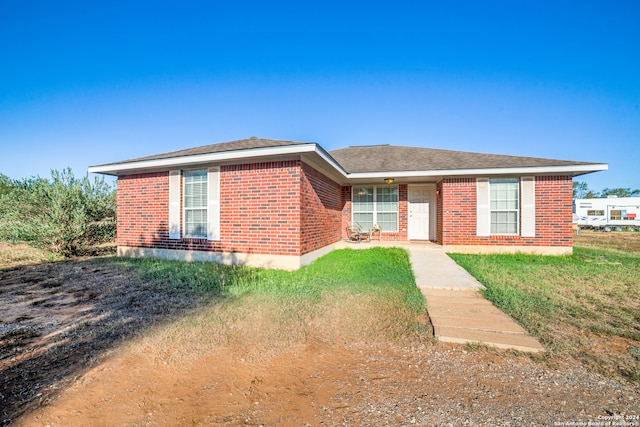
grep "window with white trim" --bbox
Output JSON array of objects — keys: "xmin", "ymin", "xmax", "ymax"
[
  {"xmin": 184, "ymin": 169, "xmax": 208, "ymax": 237},
  {"xmin": 352, "ymin": 186, "xmax": 398, "ymax": 231},
  {"xmin": 489, "ymin": 178, "xmax": 519, "ymax": 235}
]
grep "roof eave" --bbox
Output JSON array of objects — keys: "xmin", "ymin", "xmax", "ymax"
[
  {"xmin": 89, "ymin": 144, "xmax": 607, "ymax": 182},
  {"xmin": 345, "ymin": 163, "xmax": 609, "ymax": 180},
  {"xmin": 88, "ymin": 144, "xmax": 349, "ymax": 177}
]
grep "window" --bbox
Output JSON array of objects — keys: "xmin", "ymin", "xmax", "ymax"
[
  {"xmin": 184, "ymin": 170, "xmax": 208, "ymax": 237},
  {"xmin": 352, "ymin": 186, "xmax": 398, "ymax": 231},
  {"xmin": 169, "ymin": 168, "xmax": 219, "ymax": 240},
  {"xmin": 490, "ymin": 178, "xmax": 519, "ymax": 235},
  {"xmin": 352, "ymin": 186, "xmax": 374, "ymax": 229},
  {"xmin": 376, "ymin": 186, "xmax": 399, "ymax": 231},
  {"xmin": 610, "ymin": 210, "xmax": 622, "ymax": 221}
]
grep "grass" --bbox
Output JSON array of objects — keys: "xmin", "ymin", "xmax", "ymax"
[
  {"xmin": 0, "ymin": 242, "xmax": 61, "ymax": 267},
  {"xmin": 108, "ymin": 247, "xmax": 428, "ymax": 361},
  {"xmin": 449, "ymin": 232, "xmax": 640, "ymax": 383}
]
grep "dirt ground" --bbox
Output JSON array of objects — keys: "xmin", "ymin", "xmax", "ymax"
[
  {"xmin": 0, "ymin": 254, "xmax": 208, "ymax": 426},
  {"xmin": 1, "ymin": 243, "xmax": 639, "ymax": 426}
]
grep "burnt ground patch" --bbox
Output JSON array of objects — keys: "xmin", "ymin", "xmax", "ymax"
[{"xmin": 0, "ymin": 257, "xmax": 209, "ymax": 426}]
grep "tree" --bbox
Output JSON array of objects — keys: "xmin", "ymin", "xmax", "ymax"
[
  {"xmin": 600, "ymin": 187, "xmax": 640, "ymax": 198},
  {"xmin": 0, "ymin": 168, "xmax": 116, "ymax": 257},
  {"xmin": 573, "ymin": 181, "xmax": 589, "ymax": 199}
]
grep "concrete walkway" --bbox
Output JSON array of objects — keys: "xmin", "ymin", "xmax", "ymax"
[
  {"xmin": 336, "ymin": 240, "xmax": 544, "ymax": 352},
  {"xmin": 406, "ymin": 244, "xmax": 544, "ymax": 353}
]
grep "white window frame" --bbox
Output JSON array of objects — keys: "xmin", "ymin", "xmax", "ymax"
[
  {"xmin": 489, "ymin": 178, "xmax": 520, "ymax": 235},
  {"xmin": 168, "ymin": 170, "xmax": 181, "ymax": 239},
  {"xmin": 183, "ymin": 169, "xmax": 209, "ymax": 238},
  {"xmin": 351, "ymin": 185, "xmax": 399, "ymax": 232},
  {"xmin": 168, "ymin": 168, "xmax": 220, "ymax": 240}
]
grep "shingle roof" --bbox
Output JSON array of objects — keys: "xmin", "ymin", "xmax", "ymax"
[
  {"xmin": 90, "ymin": 137, "xmax": 606, "ymax": 177},
  {"xmin": 106, "ymin": 137, "xmax": 311, "ymax": 165},
  {"xmin": 328, "ymin": 145, "xmax": 600, "ymax": 174}
]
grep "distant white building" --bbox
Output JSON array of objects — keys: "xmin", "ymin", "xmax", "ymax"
[{"xmin": 573, "ymin": 196, "xmax": 640, "ymax": 231}]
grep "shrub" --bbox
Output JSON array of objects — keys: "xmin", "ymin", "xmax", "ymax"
[
  {"xmin": 0, "ymin": 168, "xmax": 116, "ymax": 257},
  {"xmin": 0, "ymin": 173, "xmax": 13, "ymax": 196}
]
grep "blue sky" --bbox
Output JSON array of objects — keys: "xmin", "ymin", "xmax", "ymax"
[{"xmin": 1, "ymin": 0, "xmax": 638, "ymax": 191}]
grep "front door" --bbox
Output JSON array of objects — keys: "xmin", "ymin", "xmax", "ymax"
[{"xmin": 408, "ymin": 185, "xmax": 435, "ymax": 240}]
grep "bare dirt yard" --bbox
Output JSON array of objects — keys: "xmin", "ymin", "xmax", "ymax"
[{"xmin": 1, "ymin": 240, "xmax": 639, "ymax": 426}]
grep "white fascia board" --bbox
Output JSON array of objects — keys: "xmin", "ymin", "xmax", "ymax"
[
  {"xmin": 88, "ymin": 144, "xmax": 346, "ymax": 176},
  {"xmin": 312, "ymin": 145, "xmax": 348, "ymax": 177},
  {"xmin": 347, "ymin": 163, "xmax": 608, "ymax": 180}
]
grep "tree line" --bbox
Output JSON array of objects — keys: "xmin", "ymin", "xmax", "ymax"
[
  {"xmin": 573, "ymin": 182, "xmax": 640, "ymax": 199},
  {"xmin": 0, "ymin": 169, "xmax": 116, "ymax": 257}
]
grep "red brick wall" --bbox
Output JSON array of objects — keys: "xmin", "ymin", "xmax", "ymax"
[
  {"xmin": 117, "ymin": 170, "xmax": 573, "ymax": 254},
  {"xmin": 300, "ymin": 163, "xmax": 344, "ymax": 253},
  {"xmin": 340, "ymin": 184, "xmax": 408, "ymax": 241},
  {"xmin": 341, "ymin": 186, "xmax": 352, "ymax": 238},
  {"xmin": 533, "ymin": 176, "xmax": 574, "ymax": 246},
  {"xmin": 438, "ymin": 176, "xmax": 573, "ymax": 247},
  {"xmin": 116, "ymin": 172, "xmax": 171, "ymax": 248},
  {"xmin": 116, "ymin": 160, "xmax": 345, "ymax": 257},
  {"xmin": 438, "ymin": 178, "xmax": 476, "ymax": 245},
  {"xmin": 219, "ymin": 161, "xmax": 302, "ymax": 255}
]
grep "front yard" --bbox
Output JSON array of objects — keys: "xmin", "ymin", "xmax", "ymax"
[
  {"xmin": 450, "ymin": 230, "xmax": 640, "ymax": 382},
  {"xmin": 1, "ymin": 234, "xmax": 639, "ymax": 425}
]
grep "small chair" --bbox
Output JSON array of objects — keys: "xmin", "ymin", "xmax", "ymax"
[{"xmin": 346, "ymin": 222, "xmax": 371, "ymax": 242}]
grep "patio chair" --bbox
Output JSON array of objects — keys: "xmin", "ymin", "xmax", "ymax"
[{"xmin": 346, "ymin": 222, "xmax": 371, "ymax": 243}]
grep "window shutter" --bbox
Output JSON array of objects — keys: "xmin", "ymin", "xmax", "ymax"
[
  {"xmin": 168, "ymin": 170, "xmax": 181, "ymax": 239},
  {"xmin": 521, "ymin": 176, "xmax": 536, "ymax": 237},
  {"xmin": 476, "ymin": 178, "xmax": 490, "ymax": 236},
  {"xmin": 207, "ymin": 167, "xmax": 220, "ymax": 240}
]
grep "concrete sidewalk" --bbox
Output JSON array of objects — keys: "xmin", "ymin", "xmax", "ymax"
[{"xmin": 406, "ymin": 245, "xmax": 544, "ymax": 353}]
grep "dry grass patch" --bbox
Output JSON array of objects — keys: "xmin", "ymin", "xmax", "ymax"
[
  {"xmin": 126, "ymin": 253, "xmax": 429, "ymax": 365},
  {"xmin": 0, "ymin": 242, "xmax": 60, "ymax": 268},
  {"xmin": 574, "ymin": 229, "xmax": 640, "ymax": 253}
]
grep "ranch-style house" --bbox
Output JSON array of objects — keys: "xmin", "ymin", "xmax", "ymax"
[{"xmin": 89, "ymin": 137, "xmax": 607, "ymax": 270}]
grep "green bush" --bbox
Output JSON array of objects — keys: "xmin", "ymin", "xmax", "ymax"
[
  {"xmin": 0, "ymin": 173, "xmax": 13, "ymax": 196},
  {"xmin": 0, "ymin": 168, "xmax": 116, "ymax": 257}
]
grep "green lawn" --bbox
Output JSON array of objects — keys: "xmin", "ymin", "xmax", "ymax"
[
  {"xmin": 449, "ymin": 246, "xmax": 640, "ymax": 382},
  {"xmin": 108, "ymin": 247, "xmax": 428, "ymax": 349}
]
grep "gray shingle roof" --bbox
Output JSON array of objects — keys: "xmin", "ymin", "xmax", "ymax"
[
  {"xmin": 91, "ymin": 137, "xmax": 605, "ymax": 177},
  {"xmin": 328, "ymin": 145, "xmax": 600, "ymax": 174},
  {"xmin": 106, "ymin": 137, "xmax": 312, "ymax": 165}
]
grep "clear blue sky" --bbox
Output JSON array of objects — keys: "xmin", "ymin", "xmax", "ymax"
[{"xmin": 1, "ymin": 0, "xmax": 638, "ymax": 192}]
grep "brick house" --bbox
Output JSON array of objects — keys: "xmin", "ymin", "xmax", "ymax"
[{"xmin": 89, "ymin": 137, "xmax": 607, "ymax": 270}]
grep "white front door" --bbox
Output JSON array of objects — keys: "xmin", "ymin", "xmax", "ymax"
[{"xmin": 408, "ymin": 185, "xmax": 435, "ymax": 240}]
